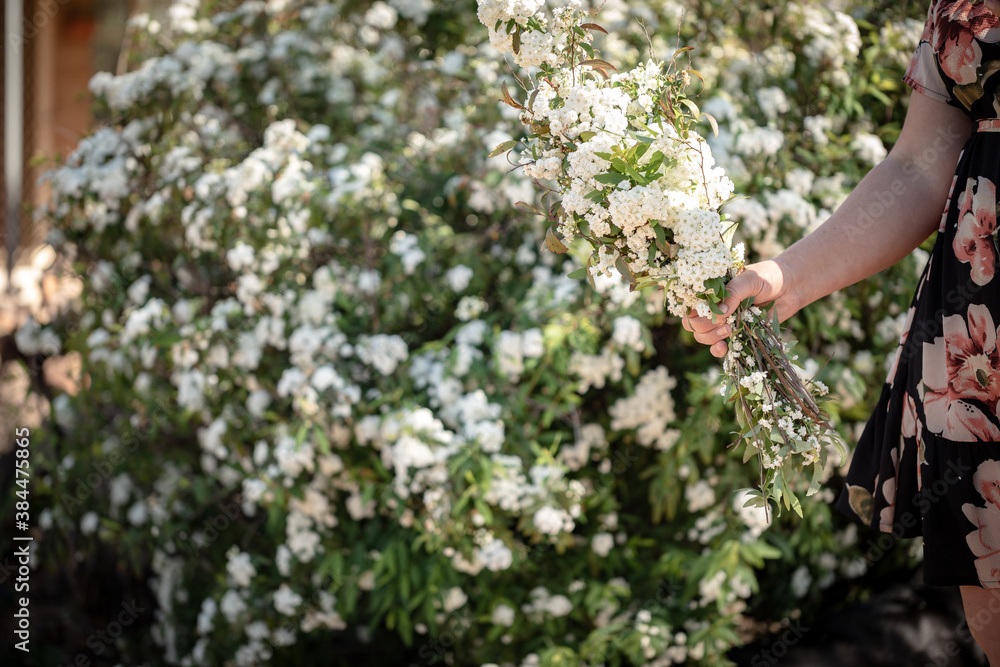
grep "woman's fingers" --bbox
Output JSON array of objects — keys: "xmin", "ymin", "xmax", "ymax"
[
  {"xmin": 684, "ymin": 310, "xmax": 728, "ymax": 334},
  {"xmin": 682, "ymin": 261, "xmax": 787, "ymax": 358},
  {"xmin": 692, "ymin": 323, "xmax": 732, "ymax": 345}
]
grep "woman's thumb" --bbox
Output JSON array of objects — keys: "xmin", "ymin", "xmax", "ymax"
[{"xmin": 719, "ymin": 271, "xmax": 763, "ymax": 316}]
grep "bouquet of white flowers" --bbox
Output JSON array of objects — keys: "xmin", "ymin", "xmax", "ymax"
[{"xmin": 478, "ymin": 0, "xmax": 846, "ymax": 517}]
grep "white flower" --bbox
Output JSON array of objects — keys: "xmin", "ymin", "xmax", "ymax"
[
  {"xmin": 346, "ymin": 491, "xmax": 376, "ymax": 520},
  {"xmin": 477, "ymin": 536, "xmax": 514, "ymax": 571},
  {"xmin": 220, "ymin": 589, "xmax": 247, "ymax": 623},
  {"xmin": 685, "ymin": 480, "xmax": 717, "ymax": 513},
  {"xmin": 276, "ymin": 545, "xmax": 292, "ymax": 577},
  {"xmin": 273, "ymin": 584, "xmax": 303, "ymax": 615},
  {"xmin": 591, "ymin": 532, "xmax": 615, "ymax": 557},
  {"xmin": 80, "ymin": 511, "xmax": 100, "ymax": 535},
  {"xmin": 389, "ymin": 231, "xmax": 425, "ymax": 274},
  {"xmin": 446, "ymin": 264, "xmax": 474, "ymax": 292},
  {"xmin": 495, "ymin": 330, "xmax": 525, "ymax": 378},
  {"xmin": 227, "ymin": 549, "xmax": 257, "ymax": 588},
  {"xmin": 127, "ymin": 500, "xmax": 148, "ymax": 526},
  {"xmin": 544, "ymin": 594, "xmax": 573, "ymax": 617},
  {"xmin": 611, "ymin": 315, "xmax": 644, "ymax": 352},
  {"xmin": 442, "ymin": 586, "xmax": 468, "ymax": 612},
  {"xmin": 756, "ymin": 86, "xmax": 790, "ymax": 121},
  {"xmin": 355, "ymin": 334, "xmax": 408, "ymax": 375},
  {"xmin": 226, "ymin": 242, "xmax": 256, "ymax": 271},
  {"xmin": 14, "ymin": 318, "xmax": 62, "ymax": 356},
  {"xmin": 532, "ymin": 505, "xmax": 574, "ymax": 536},
  {"xmin": 791, "ymin": 565, "xmax": 813, "ymax": 598},
  {"xmin": 477, "ymin": 0, "xmax": 546, "ymax": 55},
  {"xmin": 804, "ymin": 114, "xmax": 832, "ymax": 145},
  {"xmin": 456, "ymin": 295, "xmax": 488, "ymax": 321},
  {"xmin": 358, "ymin": 570, "xmax": 376, "ymax": 590},
  {"xmin": 569, "ymin": 347, "xmax": 625, "ymax": 392},
  {"xmin": 492, "ymin": 603, "xmax": 516, "ymax": 626},
  {"xmin": 196, "ymin": 598, "xmax": 217, "ymax": 635},
  {"xmin": 608, "ymin": 366, "xmax": 680, "ymax": 450},
  {"xmin": 699, "ymin": 570, "xmax": 726, "ymax": 605},
  {"xmin": 246, "ymin": 389, "xmax": 272, "ymax": 418},
  {"xmin": 851, "ymin": 131, "xmax": 887, "ymax": 166},
  {"xmin": 365, "ymin": 1, "xmax": 398, "ymax": 30}
]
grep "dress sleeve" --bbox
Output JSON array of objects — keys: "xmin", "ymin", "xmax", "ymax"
[{"xmin": 902, "ymin": 0, "xmax": 954, "ymax": 104}]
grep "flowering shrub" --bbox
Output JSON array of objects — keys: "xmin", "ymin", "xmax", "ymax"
[{"xmin": 15, "ymin": 0, "xmax": 930, "ymax": 665}]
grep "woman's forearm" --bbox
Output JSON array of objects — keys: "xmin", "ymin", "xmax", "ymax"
[
  {"xmin": 777, "ymin": 152, "xmax": 956, "ymax": 312},
  {"xmin": 774, "ymin": 98, "xmax": 973, "ymax": 314}
]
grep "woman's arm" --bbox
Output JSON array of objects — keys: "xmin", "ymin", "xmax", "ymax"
[{"xmin": 683, "ymin": 90, "xmax": 975, "ymax": 357}]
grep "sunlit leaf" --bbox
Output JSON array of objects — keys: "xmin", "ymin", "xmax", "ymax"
[
  {"xmin": 488, "ymin": 140, "xmax": 519, "ymax": 158},
  {"xmin": 544, "ymin": 226, "xmax": 569, "ymax": 253}
]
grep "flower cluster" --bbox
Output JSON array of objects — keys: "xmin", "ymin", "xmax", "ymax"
[{"xmin": 481, "ymin": 0, "xmax": 845, "ymax": 514}]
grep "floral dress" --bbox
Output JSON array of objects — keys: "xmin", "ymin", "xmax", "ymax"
[{"xmin": 834, "ymin": 0, "xmax": 1000, "ymax": 588}]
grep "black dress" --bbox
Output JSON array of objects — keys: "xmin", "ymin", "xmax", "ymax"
[{"xmin": 834, "ymin": 0, "xmax": 1000, "ymax": 588}]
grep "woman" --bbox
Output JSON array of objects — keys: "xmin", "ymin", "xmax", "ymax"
[{"xmin": 683, "ymin": 0, "xmax": 1000, "ymax": 662}]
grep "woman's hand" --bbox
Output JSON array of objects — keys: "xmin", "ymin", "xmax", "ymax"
[
  {"xmin": 681, "ymin": 259, "xmax": 800, "ymax": 357},
  {"xmin": 681, "ymin": 90, "xmax": 973, "ymax": 359}
]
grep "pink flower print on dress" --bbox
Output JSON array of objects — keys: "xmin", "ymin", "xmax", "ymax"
[
  {"xmin": 962, "ymin": 459, "xmax": 1000, "ymax": 587},
  {"xmin": 954, "ymin": 176, "xmax": 998, "ymax": 287},
  {"xmin": 922, "ymin": 303, "xmax": 1000, "ymax": 440},
  {"xmin": 931, "ymin": 0, "xmax": 1000, "ymax": 85},
  {"xmin": 880, "ymin": 445, "xmax": 900, "ymax": 529},
  {"xmin": 900, "ymin": 391, "xmax": 928, "ymax": 493}
]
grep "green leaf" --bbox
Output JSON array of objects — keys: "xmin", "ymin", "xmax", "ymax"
[
  {"xmin": 515, "ymin": 201, "xmax": 545, "ymax": 216},
  {"xmin": 615, "ymin": 256, "xmax": 635, "ymax": 287},
  {"xmin": 646, "ymin": 150, "xmax": 665, "ymax": 174},
  {"xmin": 567, "ymin": 267, "xmax": 588, "ymax": 279},
  {"xmin": 488, "ymin": 140, "xmax": 519, "ymax": 158},
  {"xmin": 680, "ymin": 98, "xmax": 700, "ymax": 119},
  {"xmin": 807, "ymin": 456, "xmax": 825, "ymax": 496},
  {"xmin": 315, "ymin": 427, "xmax": 331, "ymax": 455},
  {"xmin": 544, "ymin": 226, "xmax": 569, "ymax": 254},
  {"xmin": 594, "ymin": 172, "xmax": 628, "ymax": 185},
  {"xmin": 703, "ymin": 111, "xmax": 720, "ymax": 138},
  {"xmin": 652, "ymin": 223, "xmax": 668, "ymax": 252},
  {"xmin": 610, "ymin": 158, "xmax": 647, "ymax": 185},
  {"xmin": 579, "ymin": 58, "xmax": 617, "ymax": 71}
]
